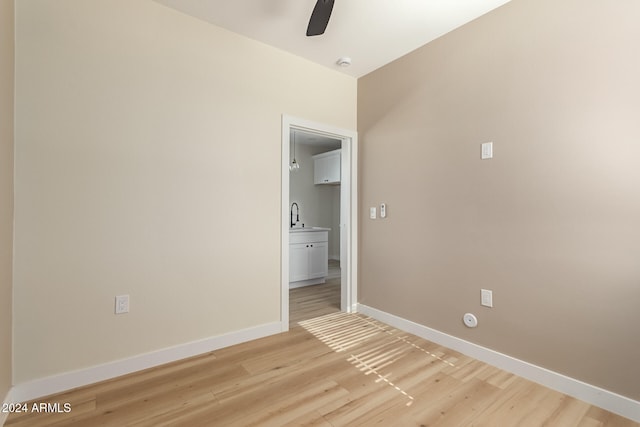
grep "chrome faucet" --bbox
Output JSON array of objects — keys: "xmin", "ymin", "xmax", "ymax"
[{"xmin": 290, "ymin": 202, "xmax": 300, "ymax": 228}]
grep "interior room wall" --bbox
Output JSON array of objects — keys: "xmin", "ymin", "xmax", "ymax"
[
  {"xmin": 358, "ymin": 0, "xmax": 640, "ymax": 401},
  {"xmin": 0, "ymin": 0, "xmax": 15, "ymax": 408},
  {"xmin": 290, "ymin": 144, "xmax": 322, "ymax": 229},
  {"xmin": 289, "ymin": 143, "xmax": 341, "ymax": 260},
  {"xmin": 13, "ymin": 0, "xmax": 356, "ymax": 384}
]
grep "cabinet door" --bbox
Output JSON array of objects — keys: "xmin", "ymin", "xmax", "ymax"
[
  {"xmin": 307, "ymin": 241, "xmax": 328, "ymax": 279},
  {"xmin": 325, "ymin": 152, "xmax": 341, "ymax": 183},
  {"xmin": 314, "ymin": 152, "xmax": 340, "ymax": 184},
  {"xmin": 314, "ymin": 156, "xmax": 330, "ymax": 184},
  {"xmin": 289, "ymin": 243, "xmax": 309, "ymax": 282}
]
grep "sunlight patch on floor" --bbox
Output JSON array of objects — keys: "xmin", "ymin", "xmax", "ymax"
[{"xmin": 300, "ymin": 312, "xmax": 458, "ymax": 407}]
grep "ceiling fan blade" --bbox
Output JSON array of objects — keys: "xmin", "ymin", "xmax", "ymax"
[{"xmin": 306, "ymin": 0, "xmax": 334, "ymax": 36}]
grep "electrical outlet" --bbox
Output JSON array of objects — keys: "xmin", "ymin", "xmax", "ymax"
[
  {"xmin": 115, "ymin": 295, "xmax": 130, "ymax": 314},
  {"xmin": 481, "ymin": 289, "xmax": 493, "ymax": 308}
]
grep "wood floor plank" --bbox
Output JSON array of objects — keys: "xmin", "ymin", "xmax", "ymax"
[
  {"xmin": 586, "ymin": 406, "xmax": 640, "ymax": 427},
  {"xmin": 280, "ymin": 410, "xmax": 333, "ymax": 427},
  {"xmin": 289, "ymin": 279, "xmax": 341, "ymax": 328},
  {"xmin": 226, "ymin": 380, "xmax": 348, "ymax": 427},
  {"xmin": 321, "ymin": 384, "xmax": 408, "ymax": 427},
  {"xmin": 4, "ymin": 399, "xmax": 96, "ymax": 427}
]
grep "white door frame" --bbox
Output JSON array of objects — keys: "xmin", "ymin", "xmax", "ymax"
[{"xmin": 281, "ymin": 115, "xmax": 358, "ymax": 331}]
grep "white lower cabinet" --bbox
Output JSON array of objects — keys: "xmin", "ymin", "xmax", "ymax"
[
  {"xmin": 290, "ymin": 243, "xmax": 311, "ymax": 282},
  {"xmin": 289, "ymin": 231, "xmax": 329, "ymax": 287},
  {"xmin": 307, "ymin": 241, "xmax": 328, "ymax": 279}
]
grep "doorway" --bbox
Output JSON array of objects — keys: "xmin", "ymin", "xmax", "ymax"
[{"xmin": 281, "ymin": 115, "xmax": 358, "ymax": 331}]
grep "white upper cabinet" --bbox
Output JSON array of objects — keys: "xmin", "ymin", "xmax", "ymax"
[{"xmin": 313, "ymin": 149, "xmax": 341, "ymax": 185}]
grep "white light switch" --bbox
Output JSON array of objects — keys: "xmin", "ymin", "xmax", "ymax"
[
  {"xmin": 481, "ymin": 289, "xmax": 493, "ymax": 307},
  {"xmin": 481, "ymin": 142, "xmax": 493, "ymax": 159},
  {"xmin": 115, "ymin": 295, "xmax": 130, "ymax": 314},
  {"xmin": 369, "ymin": 207, "xmax": 377, "ymax": 219}
]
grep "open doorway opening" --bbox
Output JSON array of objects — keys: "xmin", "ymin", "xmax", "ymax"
[
  {"xmin": 288, "ymin": 129, "xmax": 342, "ymax": 327},
  {"xmin": 281, "ymin": 115, "xmax": 358, "ymax": 332}
]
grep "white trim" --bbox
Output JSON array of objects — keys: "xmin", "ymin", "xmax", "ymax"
[
  {"xmin": 281, "ymin": 115, "xmax": 358, "ymax": 331},
  {"xmin": 281, "ymin": 117, "xmax": 291, "ymax": 331},
  {"xmin": 357, "ymin": 304, "xmax": 640, "ymax": 423},
  {"xmin": 7, "ymin": 321, "xmax": 281, "ymax": 404},
  {"xmin": 289, "ymin": 278, "xmax": 326, "ymax": 289},
  {"xmin": 341, "ymin": 130, "xmax": 358, "ymax": 314}
]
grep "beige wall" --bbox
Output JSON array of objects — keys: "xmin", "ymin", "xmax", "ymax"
[
  {"xmin": 13, "ymin": 0, "xmax": 356, "ymax": 383},
  {"xmin": 0, "ymin": 0, "xmax": 15, "ymax": 404},
  {"xmin": 358, "ymin": 0, "xmax": 640, "ymax": 401}
]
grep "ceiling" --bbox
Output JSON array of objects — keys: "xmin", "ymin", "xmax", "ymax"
[
  {"xmin": 291, "ymin": 129, "xmax": 341, "ymax": 150},
  {"xmin": 155, "ymin": 0, "xmax": 512, "ymax": 78}
]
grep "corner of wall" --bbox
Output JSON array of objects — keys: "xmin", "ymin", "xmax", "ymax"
[{"xmin": 1, "ymin": 0, "xmax": 16, "ymax": 421}]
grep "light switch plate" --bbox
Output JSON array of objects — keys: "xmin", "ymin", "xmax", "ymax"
[
  {"xmin": 369, "ymin": 207, "xmax": 377, "ymax": 219},
  {"xmin": 115, "ymin": 295, "xmax": 130, "ymax": 314},
  {"xmin": 481, "ymin": 142, "xmax": 493, "ymax": 159},
  {"xmin": 481, "ymin": 289, "xmax": 493, "ymax": 307}
]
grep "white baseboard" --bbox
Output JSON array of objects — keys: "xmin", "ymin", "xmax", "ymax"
[
  {"xmin": 289, "ymin": 278, "xmax": 326, "ymax": 289},
  {"xmin": 7, "ymin": 321, "xmax": 282, "ymax": 405},
  {"xmin": 357, "ymin": 304, "xmax": 640, "ymax": 423}
]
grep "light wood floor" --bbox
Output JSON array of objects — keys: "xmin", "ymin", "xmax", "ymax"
[
  {"xmin": 289, "ymin": 279, "xmax": 341, "ymax": 328},
  {"xmin": 7, "ymin": 310, "xmax": 638, "ymax": 425}
]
